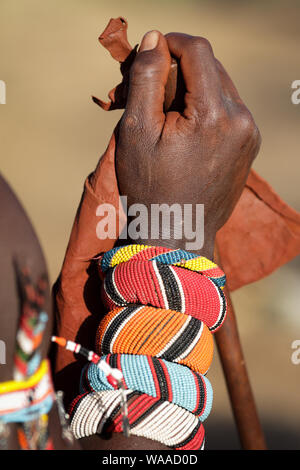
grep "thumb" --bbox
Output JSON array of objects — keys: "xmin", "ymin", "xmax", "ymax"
[{"xmin": 125, "ymin": 30, "xmax": 171, "ymax": 133}]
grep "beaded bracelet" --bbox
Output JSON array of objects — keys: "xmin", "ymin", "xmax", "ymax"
[
  {"xmin": 69, "ymin": 389, "xmax": 205, "ymax": 450},
  {"xmin": 99, "ymin": 245, "xmax": 225, "ymax": 289},
  {"xmin": 102, "ymin": 257, "xmax": 226, "ymax": 332},
  {"xmin": 95, "ymin": 305, "xmax": 213, "ymax": 374},
  {"xmin": 80, "ymin": 354, "xmax": 213, "ymax": 421},
  {"xmin": 69, "ymin": 244, "xmax": 228, "ymax": 450}
]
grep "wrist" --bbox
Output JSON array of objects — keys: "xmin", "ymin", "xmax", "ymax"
[
  {"xmin": 135, "ymin": 236, "xmax": 215, "ymax": 261},
  {"xmin": 118, "ymin": 203, "xmax": 216, "ymax": 261}
]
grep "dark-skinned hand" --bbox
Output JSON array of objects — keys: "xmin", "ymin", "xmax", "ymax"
[{"xmin": 116, "ymin": 31, "xmax": 261, "ymax": 261}]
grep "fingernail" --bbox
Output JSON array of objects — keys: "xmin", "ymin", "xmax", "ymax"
[{"xmin": 139, "ymin": 30, "xmax": 159, "ymax": 52}]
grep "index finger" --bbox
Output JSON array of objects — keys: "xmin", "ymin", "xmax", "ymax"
[{"xmin": 165, "ymin": 33, "xmax": 223, "ymax": 120}]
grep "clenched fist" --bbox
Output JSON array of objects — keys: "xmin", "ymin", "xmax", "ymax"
[{"xmin": 116, "ymin": 31, "xmax": 261, "ymax": 260}]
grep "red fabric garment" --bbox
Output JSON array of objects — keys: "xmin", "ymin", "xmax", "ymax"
[
  {"xmin": 217, "ymin": 170, "xmax": 300, "ymax": 291},
  {"xmin": 54, "ymin": 132, "xmax": 126, "ymax": 373}
]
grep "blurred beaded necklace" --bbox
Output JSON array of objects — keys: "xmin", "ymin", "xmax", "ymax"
[{"xmin": 0, "ymin": 266, "xmax": 55, "ymax": 450}]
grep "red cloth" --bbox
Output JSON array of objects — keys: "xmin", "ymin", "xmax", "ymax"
[{"xmin": 217, "ymin": 169, "xmax": 300, "ymax": 290}]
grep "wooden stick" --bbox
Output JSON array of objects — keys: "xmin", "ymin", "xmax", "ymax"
[{"xmin": 214, "ymin": 256, "xmax": 267, "ymax": 449}]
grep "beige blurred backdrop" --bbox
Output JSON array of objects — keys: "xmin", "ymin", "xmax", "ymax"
[{"xmin": 0, "ymin": 0, "xmax": 299, "ymax": 449}]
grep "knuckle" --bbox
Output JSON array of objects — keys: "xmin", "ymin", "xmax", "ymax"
[
  {"xmin": 120, "ymin": 111, "xmax": 143, "ymax": 145},
  {"xmin": 119, "ymin": 111, "xmax": 150, "ymax": 145},
  {"xmin": 202, "ymin": 106, "xmax": 228, "ymax": 128},
  {"xmin": 119, "ymin": 112, "xmax": 140, "ymax": 143},
  {"xmin": 236, "ymin": 109, "xmax": 259, "ymax": 141},
  {"xmin": 130, "ymin": 54, "xmax": 162, "ymax": 83},
  {"xmin": 121, "ymin": 112, "xmax": 139, "ymax": 131},
  {"xmin": 190, "ymin": 36, "xmax": 213, "ymax": 54},
  {"xmin": 130, "ymin": 56, "xmax": 146, "ymax": 77},
  {"xmin": 231, "ymin": 107, "xmax": 261, "ymax": 158}
]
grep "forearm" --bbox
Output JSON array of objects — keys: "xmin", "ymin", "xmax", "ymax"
[{"xmin": 79, "ymin": 433, "xmax": 170, "ymax": 450}]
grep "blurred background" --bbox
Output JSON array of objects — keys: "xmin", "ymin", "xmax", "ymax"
[{"xmin": 0, "ymin": 0, "xmax": 299, "ymax": 449}]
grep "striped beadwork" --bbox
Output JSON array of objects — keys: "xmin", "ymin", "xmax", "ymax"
[
  {"xmin": 14, "ymin": 268, "xmax": 49, "ymax": 381},
  {"xmin": 69, "ymin": 390, "xmax": 205, "ymax": 450},
  {"xmin": 0, "ymin": 267, "xmax": 54, "ymax": 450},
  {"xmin": 95, "ymin": 306, "xmax": 213, "ymax": 374},
  {"xmin": 80, "ymin": 354, "xmax": 213, "ymax": 420},
  {"xmin": 102, "ymin": 260, "xmax": 226, "ymax": 332},
  {"xmin": 100, "ymin": 245, "xmax": 225, "ymax": 289},
  {"xmin": 70, "ymin": 244, "xmax": 228, "ymax": 450},
  {"xmin": 0, "ymin": 360, "xmax": 54, "ymax": 423}
]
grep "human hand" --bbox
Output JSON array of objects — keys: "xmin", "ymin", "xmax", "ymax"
[{"xmin": 116, "ymin": 31, "xmax": 261, "ymax": 260}]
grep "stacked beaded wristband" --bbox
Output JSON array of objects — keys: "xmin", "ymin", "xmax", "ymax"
[{"xmin": 69, "ymin": 245, "xmax": 227, "ymax": 449}]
